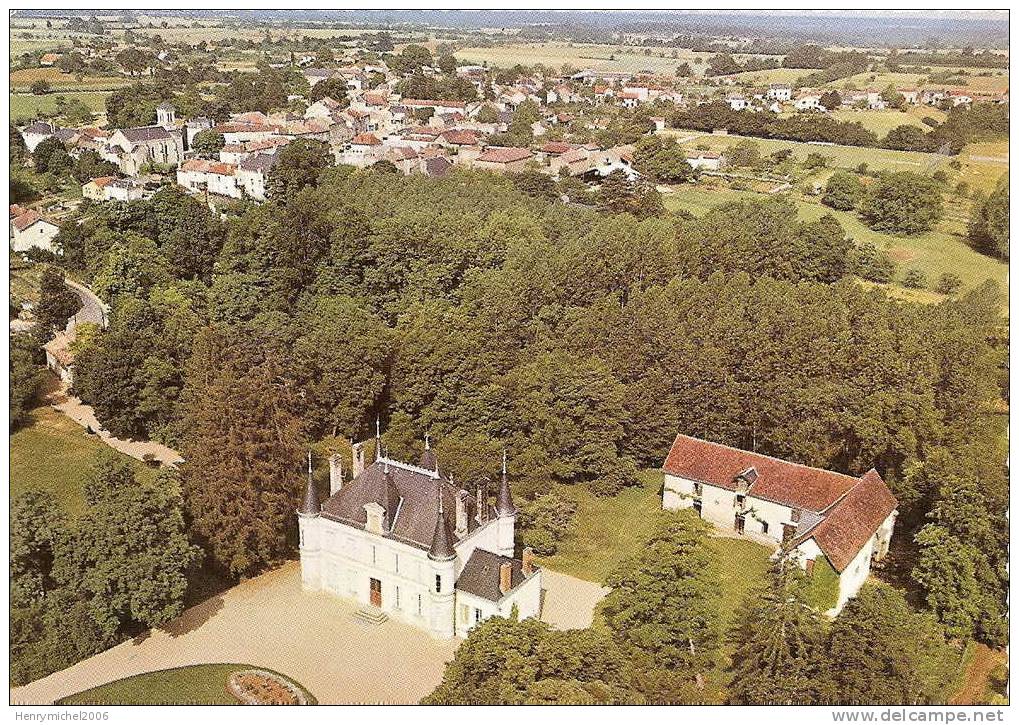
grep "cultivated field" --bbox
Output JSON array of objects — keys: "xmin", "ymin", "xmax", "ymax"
[
  {"xmin": 10, "ymin": 90, "xmax": 110, "ymax": 122},
  {"xmin": 10, "ymin": 67, "xmax": 134, "ymax": 92}
]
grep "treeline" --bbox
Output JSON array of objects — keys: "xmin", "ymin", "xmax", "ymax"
[
  {"xmin": 426, "ymin": 514, "xmax": 962, "ymax": 704},
  {"xmin": 21, "ymin": 160, "xmax": 1006, "ymax": 685},
  {"xmin": 890, "ymin": 49, "xmax": 1008, "ymax": 69},
  {"xmin": 669, "ymin": 101, "xmax": 1009, "ymax": 154}
]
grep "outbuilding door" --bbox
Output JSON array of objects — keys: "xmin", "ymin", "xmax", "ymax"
[{"xmin": 370, "ymin": 578, "xmax": 382, "ymax": 607}]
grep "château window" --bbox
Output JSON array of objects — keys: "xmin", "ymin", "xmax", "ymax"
[
  {"xmin": 474, "ymin": 608, "xmax": 483, "ymax": 624},
  {"xmin": 299, "ymin": 529, "xmax": 304, "ymax": 547},
  {"xmin": 372, "ymin": 546, "xmax": 376, "ymax": 565},
  {"xmin": 417, "ymin": 594, "xmax": 422, "ymax": 615},
  {"xmin": 760, "ymin": 521, "xmax": 769, "ymax": 535},
  {"xmin": 395, "ymin": 586, "xmax": 400, "ymax": 609},
  {"xmin": 735, "ymin": 493, "xmax": 746, "ymax": 507},
  {"xmin": 435, "ymin": 574, "xmax": 442, "ymax": 593},
  {"xmin": 693, "ymin": 481, "xmax": 703, "ymax": 497}
]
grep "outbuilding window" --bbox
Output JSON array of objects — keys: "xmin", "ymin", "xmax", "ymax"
[{"xmin": 435, "ymin": 574, "xmax": 442, "ymax": 593}]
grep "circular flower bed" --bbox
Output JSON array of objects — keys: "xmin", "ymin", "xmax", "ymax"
[{"xmin": 227, "ymin": 669, "xmax": 309, "ymax": 705}]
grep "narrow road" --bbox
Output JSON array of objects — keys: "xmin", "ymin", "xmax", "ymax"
[
  {"xmin": 48, "ymin": 385, "xmax": 184, "ymax": 467},
  {"xmin": 64, "ymin": 277, "xmax": 109, "ymax": 331}
]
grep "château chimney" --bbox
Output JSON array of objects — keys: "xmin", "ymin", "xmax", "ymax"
[
  {"xmin": 329, "ymin": 453, "xmax": 344, "ymax": 495},
  {"xmin": 351, "ymin": 439, "xmax": 367, "ymax": 478},
  {"xmin": 522, "ymin": 547, "xmax": 535, "ymax": 576},
  {"xmin": 455, "ymin": 489, "xmax": 468, "ymax": 538},
  {"xmin": 499, "ymin": 561, "xmax": 512, "ymax": 595}
]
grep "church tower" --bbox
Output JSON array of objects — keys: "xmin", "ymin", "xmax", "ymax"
[
  {"xmin": 496, "ymin": 451, "xmax": 516, "ymax": 558},
  {"xmin": 427, "ymin": 481, "xmax": 456, "ymax": 639},
  {"xmin": 297, "ymin": 451, "xmax": 322, "ymax": 591}
]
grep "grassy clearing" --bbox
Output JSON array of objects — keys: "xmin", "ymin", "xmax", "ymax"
[
  {"xmin": 10, "ymin": 261, "xmax": 47, "ymax": 306},
  {"xmin": 10, "ymin": 91, "xmax": 110, "ymax": 123},
  {"xmin": 10, "ymin": 67, "xmax": 134, "ymax": 92},
  {"xmin": 663, "ymin": 181, "xmax": 1007, "ymax": 296},
  {"xmin": 956, "ymin": 140, "xmax": 1009, "ymax": 195},
  {"xmin": 538, "ymin": 469, "xmax": 773, "ymax": 609},
  {"xmin": 830, "ymin": 106, "xmax": 944, "ymax": 136},
  {"xmin": 56, "ymin": 664, "xmax": 317, "ymax": 705},
  {"xmin": 666, "ymin": 128, "xmax": 942, "ymax": 173},
  {"xmin": 455, "ymin": 42, "xmax": 703, "ymax": 76},
  {"xmin": 10, "ymin": 401, "xmax": 157, "ymax": 518}
]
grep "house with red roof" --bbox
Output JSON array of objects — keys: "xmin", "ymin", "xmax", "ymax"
[
  {"xmin": 472, "ymin": 146, "xmax": 535, "ymax": 173},
  {"xmin": 662, "ymin": 434, "xmax": 897, "ymax": 614},
  {"xmin": 10, "ymin": 206, "xmax": 60, "ymax": 253}
]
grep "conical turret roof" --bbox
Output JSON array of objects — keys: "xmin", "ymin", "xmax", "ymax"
[
  {"xmin": 496, "ymin": 450, "xmax": 515, "ymax": 516},
  {"xmin": 428, "ymin": 481, "xmax": 456, "ymax": 561},
  {"xmin": 299, "ymin": 451, "xmax": 320, "ymax": 516}
]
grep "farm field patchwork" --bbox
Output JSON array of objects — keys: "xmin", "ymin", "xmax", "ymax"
[
  {"xmin": 10, "ymin": 67, "xmax": 135, "ymax": 91},
  {"xmin": 10, "ymin": 90, "xmax": 110, "ymax": 122}
]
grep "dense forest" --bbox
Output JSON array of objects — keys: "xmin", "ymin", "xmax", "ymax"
[{"xmin": 11, "ymin": 156, "xmax": 1008, "ymax": 699}]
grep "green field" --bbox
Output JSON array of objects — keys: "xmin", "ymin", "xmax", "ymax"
[
  {"xmin": 662, "ymin": 181, "xmax": 1007, "ymax": 296},
  {"xmin": 11, "ymin": 402, "xmax": 157, "ymax": 517},
  {"xmin": 456, "ymin": 42, "xmax": 705, "ymax": 76},
  {"xmin": 56, "ymin": 664, "xmax": 316, "ymax": 705},
  {"xmin": 10, "ymin": 67, "xmax": 134, "ymax": 92},
  {"xmin": 830, "ymin": 106, "xmax": 944, "ymax": 136},
  {"xmin": 10, "ymin": 91, "xmax": 110, "ymax": 123},
  {"xmin": 720, "ymin": 68, "xmax": 805, "ymax": 86},
  {"xmin": 538, "ymin": 470, "xmax": 772, "ymax": 600},
  {"xmin": 667, "ymin": 128, "xmax": 942, "ymax": 173}
]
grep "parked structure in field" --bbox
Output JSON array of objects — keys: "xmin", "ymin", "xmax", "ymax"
[
  {"xmin": 661, "ymin": 434, "xmax": 897, "ymax": 614},
  {"xmin": 298, "ymin": 431, "xmax": 542, "ymax": 639}
]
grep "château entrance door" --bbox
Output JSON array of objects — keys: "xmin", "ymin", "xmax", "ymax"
[{"xmin": 370, "ymin": 578, "xmax": 382, "ymax": 607}]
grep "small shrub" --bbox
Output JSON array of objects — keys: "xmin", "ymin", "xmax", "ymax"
[
  {"xmin": 902, "ymin": 268, "xmax": 927, "ymax": 289},
  {"xmin": 934, "ymin": 272, "xmax": 962, "ymax": 295}
]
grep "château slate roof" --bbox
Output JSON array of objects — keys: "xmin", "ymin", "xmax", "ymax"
[
  {"xmin": 455, "ymin": 549, "xmax": 535, "ymax": 602},
  {"xmin": 320, "ymin": 458, "xmax": 492, "ymax": 551}
]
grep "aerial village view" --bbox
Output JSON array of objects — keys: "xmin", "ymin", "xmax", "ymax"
[{"xmin": 7, "ymin": 6, "xmax": 1011, "ymax": 714}]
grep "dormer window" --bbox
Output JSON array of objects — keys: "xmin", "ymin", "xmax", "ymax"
[
  {"xmin": 693, "ymin": 481, "xmax": 703, "ymax": 497},
  {"xmin": 791, "ymin": 508, "xmax": 801, "ymax": 523}
]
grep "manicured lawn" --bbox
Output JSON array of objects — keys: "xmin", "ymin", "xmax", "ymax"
[
  {"xmin": 10, "ymin": 91, "xmax": 110, "ymax": 123},
  {"xmin": 56, "ymin": 664, "xmax": 316, "ymax": 705},
  {"xmin": 539, "ymin": 470, "xmax": 773, "ymax": 611},
  {"xmin": 10, "ymin": 401, "xmax": 157, "ymax": 517}
]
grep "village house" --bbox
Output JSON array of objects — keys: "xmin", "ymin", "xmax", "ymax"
[
  {"xmin": 82, "ymin": 176, "xmax": 118, "ymax": 201},
  {"xmin": 21, "ymin": 121, "xmax": 57, "ymax": 152},
  {"xmin": 235, "ymin": 154, "xmax": 277, "ymax": 200},
  {"xmin": 472, "ymin": 146, "xmax": 534, "ymax": 173},
  {"xmin": 176, "ymin": 159, "xmax": 241, "ymax": 198},
  {"xmin": 298, "ymin": 434, "xmax": 542, "ymax": 639},
  {"xmin": 44, "ymin": 331, "xmax": 76, "ymax": 384},
  {"xmin": 105, "ymin": 178, "xmax": 146, "ymax": 202},
  {"xmin": 662, "ymin": 434, "xmax": 897, "ymax": 614},
  {"xmin": 685, "ymin": 150, "xmax": 722, "ymax": 171},
  {"xmin": 336, "ymin": 133, "xmax": 385, "ymax": 167},
  {"xmin": 105, "ymin": 125, "xmax": 184, "ymax": 175},
  {"xmin": 10, "ymin": 207, "xmax": 60, "ymax": 253},
  {"xmin": 767, "ymin": 83, "xmax": 793, "ymax": 102}
]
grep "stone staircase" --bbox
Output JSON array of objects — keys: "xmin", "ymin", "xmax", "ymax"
[{"xmin": 352, "ymin": 607, "xmax": 389, "ymax": 627}]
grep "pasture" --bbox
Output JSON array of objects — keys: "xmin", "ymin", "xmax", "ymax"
[{"xmin": 10, "ymin": 90, "xmax": 110, "ymax": 123}]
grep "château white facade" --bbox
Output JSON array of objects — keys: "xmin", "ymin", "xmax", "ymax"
[
  {"xmin": 298, "ymin": 432, "xmax": 542, "ymax": 639},
  {"xmin": 662, "ymin": 434, "xmax": 897, "ymax": 614}
]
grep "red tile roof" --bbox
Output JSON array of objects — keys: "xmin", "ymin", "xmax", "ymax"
[
  {"xmin": 664, "ymin": 434, "xmax": 858, "ymax": 512},
  {"xmin": 540, "ymin": 141, "xmax": 576, "ymax": 155},
  {"xmin": 12, "ymin": 210, "xmax": 45, "ymax": 232},
  {"xmin": 440, "ymin": 129, "xmax": 479, "ymax": 146},
  {"xmin": 9, "ymin": 204, "xmax": 28, "ymax": 219},
  {"xmin": 401, "ymin": 98, "xmax": 467, "ymax": 109},
  {"xmin": 664, "ymin": 434, "xmax": 897, "ymax": 571},
  {"xmin": 476, "ymin": 147, "xmax": 533, "ymax": 164},
  {"xmin": 351, "ymin": 133, "xmax": 382, "ymax": 146},
  {"xmin": 793, "ymin": 469, "xmax": 897, "ymax": 571},
  {"xmin": 89, "ymin": 176, "xmax": 117, "ymax": 188}
]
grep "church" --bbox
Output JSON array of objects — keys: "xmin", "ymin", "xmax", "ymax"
[{"xmin": 297, "ymin": 429, "xmax": 542, "ymax": 639}]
